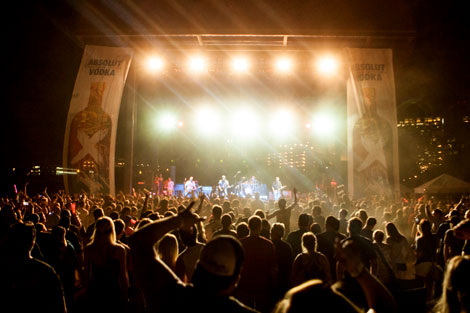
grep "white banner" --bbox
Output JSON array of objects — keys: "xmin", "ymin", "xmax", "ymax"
[
  {"xmin": 345, "ymin": 48, "xmax": 399, "ymax": 199},
  {"xmin": 63, "ymin": 45, "xmax": 133, "ymax": 196}
]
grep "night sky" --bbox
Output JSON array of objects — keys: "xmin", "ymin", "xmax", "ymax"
[{"xmin": 2, "ymin": 1, "xmax": 469, "ymax": 191}]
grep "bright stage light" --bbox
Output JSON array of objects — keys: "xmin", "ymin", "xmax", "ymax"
[
  {"xmin": 188, "ymin": 56, "xmax": 207, "ymax": 73},
  {"xmin": 231, "ymin": 57, "xmax": 250, "ymax": 73},
  {"xmin": 316, "ymin": 56, "xmax": 339, "ymax": 76},
  {"xmin": 195, "ymin": 108, "xmax": 221, "ymax": 135},
  {"xmin": 274, "ymin": 57, "xmax": 293, "ymax": 74},
  {"xmin": 269, "ymin": 109, "xmax": 295, "ymax": 137},
  {"xmin": 146, "ymin": 56, "xmax": 164, "ymax": 72},
  {"xmin": 156, "ymin": 113, "xmax": 178, "ymax": 132},
  {"xmin": 312, "ymin": 113, "xmax": 337, "ymax": 137},
  {"xmin": 230, "ymin": 109, "xmax": 259, "ymax": 140}
]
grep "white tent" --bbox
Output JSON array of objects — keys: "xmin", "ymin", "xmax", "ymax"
[{"xmin": 414, "ymin": 174, "xmax": 470, "ymax": 194}]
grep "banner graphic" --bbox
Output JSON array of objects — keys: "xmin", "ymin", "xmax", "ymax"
[
  {"xmin": 345, "ymin": 48, "xmax": 399, "ymax": 199},
  {"xmin": 63, "ymin": 45, "xmax": 133, "ymax": 196}
]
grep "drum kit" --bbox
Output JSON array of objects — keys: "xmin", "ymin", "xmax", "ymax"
[{"xmin": 234, "ymin": 176, "xmax": 260, "ymax": 198}]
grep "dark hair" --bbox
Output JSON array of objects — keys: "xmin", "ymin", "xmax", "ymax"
[
  {"xmin": 254, "ymin": 209, "xmax": 266, "ymax": 219},
  {"xmin": 8, "ymin": 222, "xmax": 36, "ymax": 255},
  {"xmin": 93, "ymin": 208, "xmax": 104, "ymax": 220},
  {"xmin": 236, "ymin": 222, "xmax": 249, "ymax": 239},
  {"xmin": 348, "ymin": 217, "xmax": 363, "ymax": 235},
  {"xmin": 58, "ymin": 215, "xmax": 71, "ymax": 230},
  {"xmin": 373, "ymin": 230, "xmax": 385, "ymax": 243},
  {"xmin": 365, "ymin": 217, "xmax": 377, "ymax": 228},
  {"xmin": 386, "ymin": 222, "xmax": 405, "ymax": 242},
  {"xmin": 212, "ymin": 205, "xmax": 223, "ymax": 218},
  {"xmin": 114, "ymin": 219, "xmax": 125, "ymax": 235},
  {"xmin": 221, "ymin": 214, "xmax": 232, "ymax": 228},
  {"xmin": 110, "ymin": 211, "xmax": 120, "ymax": 220},
  {"xmin": 271, "ymin": 223, "xmax": 285, "ymax": 239},
  {"xmin": 248, "ymin": 215, "xmax": 262, "ymax": 232},
  {"xmin": 419, "ymin": 219, "xmax": 432, "ymax": 237},
  {"xmin": 325, "ymin": 216, "xmax": 340, "ymax": 231},
  {"xmin": 298, "ymin": 213, "xmax": 310, "ymax": 228},
  {"xmin": 310, "ymin": 223, "xmax": 322, "ymax": 234}
]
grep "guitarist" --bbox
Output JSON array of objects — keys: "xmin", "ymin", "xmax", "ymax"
[
  {"xmin": 217, "ymin": 175, "xmax": 231, "ymax": 198},
  {"xmin": 272, "ymin": 176, "xmax": 285, "ymax": 200},
  {"xmin": 184, "ymin": 176, "xmax": 197, "ymax": 197}
]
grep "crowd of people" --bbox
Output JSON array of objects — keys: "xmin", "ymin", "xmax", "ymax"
[{"xmin": 1, "ymin": 184, "xmax": 469, "ymax": 313}]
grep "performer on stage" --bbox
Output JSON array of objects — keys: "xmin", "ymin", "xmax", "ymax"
[
  {"xmin": 217, "ymin": 175, "xmax": 230, "ymax": 198},
  {"xmin": 184, "ymin": 176, "xmax": 196, "ymax": 197},
  {"xmin": 165, "ymin": 177, "xmax": 174, "ymax": 196},
  {"xmin": 272, "ymin": 176, "xmax": 285, "ymax": 201}
]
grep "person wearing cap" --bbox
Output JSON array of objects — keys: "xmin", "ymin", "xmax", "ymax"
[{"xmin": 129, "ymin": 202, "xmax": 258, "ymax": 313}]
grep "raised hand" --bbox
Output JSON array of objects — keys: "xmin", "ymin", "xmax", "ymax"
[{"xmin": 178, "ymin": 201, "xmax": 205, "ymax": 231}]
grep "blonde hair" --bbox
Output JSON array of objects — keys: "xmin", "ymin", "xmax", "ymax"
[
  {"xmin": 89, "ymin": 216, "xmax": 116, "ymax": 246},
  {"xmin": 157, "ymin": 233, "xmax": 179, "ymax": 269}
]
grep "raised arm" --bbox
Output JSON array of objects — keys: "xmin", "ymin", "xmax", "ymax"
[{"xmin": 139, "ymin": 190, "xmax": 150, "ymax": 220}]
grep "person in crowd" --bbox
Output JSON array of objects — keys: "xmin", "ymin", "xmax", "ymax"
[
  {"xmin": 205, "ymin": 205, "xmax": 223, "ymax": 240},
  {"xmin": 385, "ymin": 222, "xmax": 416, "ymax": 288},
  {"xmin": 128, "ymin": 202, "xmax": 258, "ymax": 312},
  {"xmin": 287, "ymin": 213, "xmax": 311, "ymax": 258},
  {"xmin": 236, "ymin": 215, "xmax": 278, "ymax": 313},
  {"xmin": 443, "ymin": 216, "xmax": 466, "ymax": 262},
  {"xmin": 267, "ymin": 188, "xmax": 298, "ymax": 235},
  {"xmin": 213, "ymin": 213, "xmax": 238, "ymax": 238},
  {"xmin": 46, "ymin": 226, "xmax": 78, "ymax": 311},
  {"xmin": 361, "ymin": 217, "xmax": 377, "ymax": 240},
  {"xmin": 270, "ymin": 222, "xmax": 294, "ymax": 300},
  {"xmin": 260, "ymin": 218, "xmax": 271, "ymax": 239},
  {"xmin": 312, "ymin": 206, "xmax": 325, "ymax": 233},
  {"xmin": 84, "ymin": 207, "xmax": 104, "ymax": 244},
  {"xmin": 317, "ymin": 216, "xmax": 346, "ymax": 280},
  {"xmin": 433, "ymin": 255, "xmax": 469, "ymax": 313},
  {"xmin": 291, "ymin": 232, "xmax": 331, "ymax": 286},
  {"xmin": 274, "ymin": 238, "xmax": 397, "ymax": 313},
  {"xmin": 237, "ymin": 222, "xmax": 250, "ymax": 239},
  {"xmin": 414, "ymin": 219, "xmax": 437, "ymax": 298},
  {"xmin": 373, "ymin": 229, "xmax": 394, "ymax": 288},
  {"xmin": 1, "ymin": 222, "xmax": 67, "ymax": 313},
  {"xmin": 156, "ymin": 233, "xmax": 179, "ymax": 271},
  {"xmin": 339, "ymin": 208, "xmax": 349, "ymax": 234},
  {"xmin": 310, "ymin": 223, "xmax": 322, "ymax": 235},
  {"xmin": 83, "ymin": 216, "xmax": 129, "ymax": 313},
  {"xmin": 175, "ymin": 220, "xmax": 205, "ymax": 283}
]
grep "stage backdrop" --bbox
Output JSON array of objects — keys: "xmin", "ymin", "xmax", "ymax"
[
  {"xmin": 63, "ymin": 45, "xmax": 133, "ymax": 196},
  {"xmin": 345, "ymin": 48, "xmax": 399, "ymax": 199}
]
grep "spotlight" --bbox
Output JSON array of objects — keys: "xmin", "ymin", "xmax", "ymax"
[
  {"xmin": 195, "ymin": 108, "xmax": 221, "ymax": 136},
  {"xmin": 274, "ymin": 57, "xmax": 293, "ymax": 74},
  {"xmin": 312, "ymin": 113, "xmax": 336, "ymax": 137},
  {"xmin": 188, "ymin": 56, "xmax": 207, "ymax": 74},
  {"xmin": 231, "ymin": 57, "xmax": 250, "ymax": 73},
  {"xmin": 146, "ymin": 56, "xmax": 164, "ymax": 72},
  {"xmin": 316, "ymin": 56, "xmax": 339, "ymax": 76},
  {"xmin": 230, "ymin": 108, "xmax": 259, "ymax": 140},
  {"xmin": 269, "ymin": 109, "xmax": 295, "ymax": 137},
  {"xmin": 156, "ymin": 113, "xmax": 178, "ymax": 132}
]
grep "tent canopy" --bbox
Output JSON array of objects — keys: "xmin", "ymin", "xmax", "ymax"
[{"xmin": 414, "ymin": 174, "xmax": 470, "ymax": 194}]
